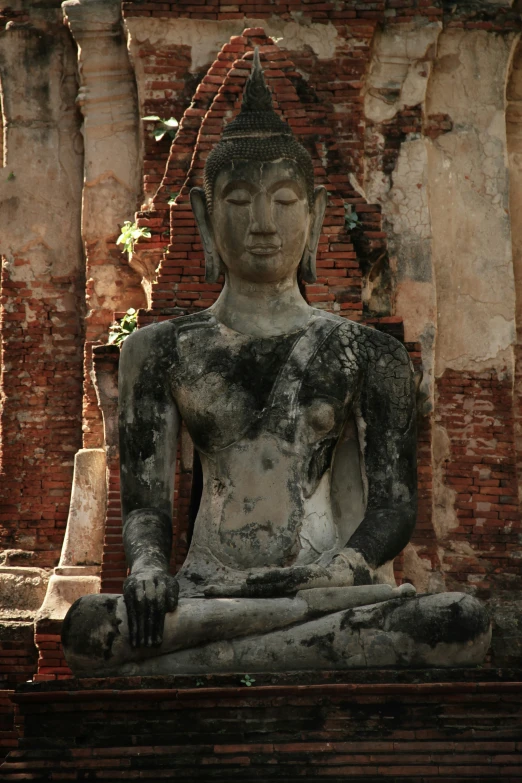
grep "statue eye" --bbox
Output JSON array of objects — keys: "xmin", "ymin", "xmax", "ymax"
[
  {"xmin": 225, "ymin": 190, "xmax": 252, "ymax": 206},
  {"xmin": 273, "ymin": 188, "xmax": 299, "ymax": 205}
]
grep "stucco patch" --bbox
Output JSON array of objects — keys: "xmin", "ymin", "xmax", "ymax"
[
  {"xmin": 427, "ymin": 29, "xmax": 518, "ymax": 376},
  {"xmin": 126, "ymin": 18, "xmax": 339, "ymax": 74}
]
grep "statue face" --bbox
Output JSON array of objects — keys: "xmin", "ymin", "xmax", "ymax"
[{"xmin": 210, "ymin": 159, "xmax": 311, "ymax": 284}]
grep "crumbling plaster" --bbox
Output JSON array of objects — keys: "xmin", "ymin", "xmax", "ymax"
[
  {"xmin": 427, "ymin": 29, "xmax": 518, "ymax": 378},
  {"xmin": 427, "ymin": 30, "xmax": 519, "ymax": 591},
  {"xmin": 125, "ymin": 17, "xmax": 339, "ymax": 80},
  {"xmin": 363, "ymin": 25, "xmax": 520, "ymax": 592},
  {"xmin": 124, "ymin": 17, "xmax": 341, "ymax": 145},
  {"xmin": 364, "ymin": 21, "xmax": 441, "ymax": 125},
  {"xmin": 364, "ymin": 21, "xmax": 441, "ymax": 415},
  {"xmin": 0, "ymin": 19, "xmax": 83, "ymax": 282},
  {"xmin": 63, "ymin": 0, "xmax": 145, "ymax": 339}
]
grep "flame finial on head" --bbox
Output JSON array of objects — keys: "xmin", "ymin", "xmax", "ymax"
[
  {"xmin": 221, "ymin": 46, "xmax": 293, "ymax": 141},
  {"xmin": 241, "ymin": 47, "xmax": 274, "ymax": 113}
]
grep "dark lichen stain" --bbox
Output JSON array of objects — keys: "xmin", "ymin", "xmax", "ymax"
[
  {"xmin": 339, "ymin": 595, "xmax": 490, "ymax": 650},
  {"xmin": 299, "ymin": 631, "xmax": 339, "ymax": 663},
  {"xmin": 120, "ymin": 309, "xmax": 418, "ymax": 581},
  {"xmin": 352, "ymin": 565, "xmax": 372, "ymax": 586},
  {"xmin": 186, "ymin": 571, "xmax": 205, "ymax": 585},
  {"xmin": 300, "ymin": 632, "xmax": 335, "ymax": 648},
  {"xmin": 62, "ymin": 596, "xmax": 122, "ymax": 662},
  {"xmin": 386, "ymin": 595, "xmax": 490, "ymax": 648}
]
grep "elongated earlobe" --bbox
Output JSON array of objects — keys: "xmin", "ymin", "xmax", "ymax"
[
  {"xmin": 300, "ymin": 186, "xmax": 328, "ymax": 284},
  {"xmin": 190, "ymin": 187, "xmax": 223, "ymax": 283}
]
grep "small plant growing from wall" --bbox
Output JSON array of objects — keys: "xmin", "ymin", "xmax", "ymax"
[
  {"xmin": 116, "ymin": 221, "xmax": 151, "ymax": 260},
  {"xmin": 108, "ymin": 309, "xmax": 138, "ymax": 348},
  {"xmin": 240, "ymin": 674, "xmax": 256, "ymax": 687},
  {"xmin": 142, "ymin": 115, "xmax": 179, "ymax": 142},
  {"xmin": 344, "ymin": 205, "xmax": 362, "ymax": 232}
]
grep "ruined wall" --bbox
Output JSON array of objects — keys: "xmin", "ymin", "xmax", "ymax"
[
  {"xmin": 0, "ymin": 5, "xmax": 84, "ymax": 568},
  {"xmin": 1, "ymin": 0, "xmax": 522, "ymax": 686}
]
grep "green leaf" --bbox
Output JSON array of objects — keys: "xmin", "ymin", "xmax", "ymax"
[
  {"xmin": 7, "ymin": 171, "xmax": 15, "ymax": 181},
  {"xmin": 153, "ymin": 129, "xmax": 166, "ymax": 141},
  {"xmin": 240, "ymin": 674, "xmax": 256, "ymax": 687},
  {"xmin": 142, "ymin": 115, "xmax": 161, "ymax": 121},
  {"xmin": 164, "ymin": 118, "xmax": 179, "ymax": 128}
]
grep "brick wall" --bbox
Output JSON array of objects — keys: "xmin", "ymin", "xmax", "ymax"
[
  {"xmin": 0, "ymin": 4, "xmax": 84, "ymax": 569},
  {"xmin": 2, "ymin": 670, "xmax": 522, "ymax": 779},
  {"xmin": 0, "ymin": 267, "xmax": 84, "ymax": 568},
  {"xmin": 0, "ymin": 625, "xmax": 38, "ymax": 761},
  {"xmin": 434, "ymin": 369, "xmax": 521, "ymax": 598}
]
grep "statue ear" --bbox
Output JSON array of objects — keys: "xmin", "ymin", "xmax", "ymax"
[
  {"xmin": 190, "ymin": 187, "xmax": 223, "ymax": 284},
  {"xmin": 300, "ymin": 185, "xmax": 327, "ymax": 284}
]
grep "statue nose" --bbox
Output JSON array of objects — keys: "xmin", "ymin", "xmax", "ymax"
[{"xmin": 251, "ymin": 192, "xmax": 277, "ymax": 234}]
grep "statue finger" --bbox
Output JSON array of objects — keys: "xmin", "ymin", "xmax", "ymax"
[
  {"xmin": 246, "ymin": 570, "xmax": 292, "ymax": 587},
  {"xmin": 123, "ymin": 588, "xmax": 138, "ymax": 648},
  {"xmin": 165, "ymin": 578, "xmax": 179, "ymax": 613},
  {"xmin": 242, "ymin": 582, "xmax": 288, "ymax": 598},
  {"xmin": 135, "ymin": 580, "xmax": 147, "ymax": 647},
  {"xmin": 152, "ymin": 577, "xmax": 167, "ymax": 646},
  {"xmin": 143, "ymin": 579, "xmax": 157, "ymax": 647},
  {"xmin": 204, "ymin": 584, "xmax": 245, "ymax": 598}
]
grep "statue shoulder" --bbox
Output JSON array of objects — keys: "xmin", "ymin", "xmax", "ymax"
[
  {"xmin": 331, "ymin": 317, "xmax": 412, "ymax": 372},
  {"xmin": 120, "ymin": 311, "xmax": 215, "ymax": 366},
  {"xmin": 119, "ymin": 319, "xmax": 175, "ymax": 366}
]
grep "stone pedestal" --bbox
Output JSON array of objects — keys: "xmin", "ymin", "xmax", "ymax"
[{"xmin": 1, "ymin": 670, "xmax": 521, "ymax": 781}]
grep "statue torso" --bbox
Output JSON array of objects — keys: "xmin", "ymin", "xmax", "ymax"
[{"xmin": 164, "ymin": 309, "xmax": 364, "ymax": 595}]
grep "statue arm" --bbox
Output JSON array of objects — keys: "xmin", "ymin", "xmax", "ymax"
[
  {"xmin": 346, "ymin": 331, "xmax": 417, "ymax": 570},
  {"xmin": 118, "ymin": 325, "xmax": 180, "ymax": 646}
]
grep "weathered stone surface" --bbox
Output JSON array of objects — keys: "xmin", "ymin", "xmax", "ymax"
[
  {"xmin": 63, "ymin": 0, "xmax": 146, "ymax": 451},
  {"xmin": 58, "ymin": 448, "xmax": 106, "ymax": 569},
  {"xmin": 0, "ymin": 567, "xmax": 49, "ymax": 614},
  {"xmin": 35, "ymin": 448, "xmax": 105, "ymax": 629},
  {"xmin": 364, "ymin": 20, "xmax": 441, "ymax": 124},
  {"xmin": 63, "ymin": 53, "xmax": 491, "ymax": 677}
]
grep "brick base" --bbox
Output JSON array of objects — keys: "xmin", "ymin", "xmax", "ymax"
[{"xmin": 1, "ymin": 670, "xmax": 521, "ymax": 781}]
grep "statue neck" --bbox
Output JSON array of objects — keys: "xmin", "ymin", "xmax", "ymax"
[{"xmin": 211, "ymin": 273, "xmax": 311, "ymax": 338}]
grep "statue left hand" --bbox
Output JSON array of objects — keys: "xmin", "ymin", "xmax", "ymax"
[{"xmin": 205, "ymin": 549, "xmax": 373, "ymax": 598}]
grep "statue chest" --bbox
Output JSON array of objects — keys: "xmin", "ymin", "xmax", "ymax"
[
  {"xmin": 169, "ymin": 317, "xmax": 360, "ymax": 456},
  {"xmin": 170, "ymin": 316, "xmax": 363, "ymax": 571}
]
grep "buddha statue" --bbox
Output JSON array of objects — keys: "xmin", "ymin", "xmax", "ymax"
[{"xmin": 62, "ymin": 50, "xmax": 490, "ymax": 675}]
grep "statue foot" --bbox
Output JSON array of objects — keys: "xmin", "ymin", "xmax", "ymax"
[
  {"xmin": 62, "ymin": 584, "xmax": 412, "ymax": 676},
  {"xmin": 118, "ymin": 591, "xmax": 490, "ymax": 675},
  {"xmin": 63, "ymin": 590, "xmax": 490, "ymax": 676}
]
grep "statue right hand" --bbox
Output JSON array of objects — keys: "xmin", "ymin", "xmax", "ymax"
[
  {"xmin": 123, "ymin": 569, "xmax": 179, "ymax": 648},
  {"xmin": 205, "ymin": 563, "xmax": 355, "ymax": 598}
]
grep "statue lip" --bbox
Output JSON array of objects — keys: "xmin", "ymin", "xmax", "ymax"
[{"xmin": 248, "ymin": 243, "xmax": 281, "ymax": 255}]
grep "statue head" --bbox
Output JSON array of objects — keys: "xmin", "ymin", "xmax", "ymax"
[{"xmin": 190, "ymin": 48, "xmax": 327, "ymax": 284}]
